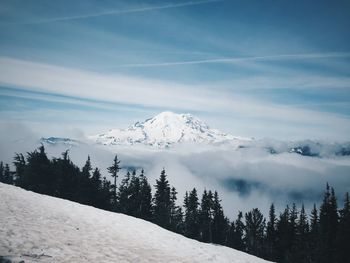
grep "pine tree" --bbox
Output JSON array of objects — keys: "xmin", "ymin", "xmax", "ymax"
[
  {"xmin": 13, "ymin": 153, "xmax": 25, "ymax": 187},
  {"xmin": 82, "ymin": 156, "xmax": 92, "ymax": 178},
  {"xmin": 79, "ymin": 156, "xmax": 94, "ymax": 205},
  {"xmin": 184, "ymin": 188, "xmax": 200, "ymax": 239},
  {"xmin": 289, "ymin": 204, "xmax": 310, "ymax": 263},
  {"xmin": 309, "ymin": 203, "xmax": 319, "ymax": 263},
  {"xmin": 266, "ymin": 203, "xmax": 277, "ymax": 261},
  {"xmin": 107, "ymin": 155, "xmax": 120, "ymax": 207},
  {"xmin": 199, "ymin": 190, "xmax": 213, "ymax": 243},
  {"xmin": 169, "ymin": 187, "xmax": 184, "ymax": 233},
  {"xmin": 23, "ymin": 145, "xmax": 52, "ymax": 194},
  {"xmin": 245, "ymin": 208, "xmax": 265, "ymax": 257},
  {"xmin": 276, "ymin": 205, "xmax": 291, "ymax": 262},
  {"xmin": 318, "ymin": 184, "xmax": 338, "ymax": 263},
  {"xmin": 2, "ymin": 163, "xmax": 13, "ymax": 184},
  {"xmin": 153, "ymin": 169, "xmax": 171, "ymax": 229},
  {"xmin": 139, "ymin": 170, "xmax": 153, "ymax": 221},
  {"xmin": 212, "ymin": 191, "xmax": 228, "ymax": 245},
  {"xmin": 336, "ymin": 192, "xmax": 350, "ymax": 263},
  {"xmin": 232, "ymin": 211, "xmax": 245, "ymax": 251},
  {"xmin": 128, "ymin": 170, "xmax": 141, "ymax": 217},
  {"xmin": 0, "ymin": 161, "xmax": 4, "ymax": 183},
  {"xmin": 118, "ymin": 171, "xmax": 131, "ymax": 214}
]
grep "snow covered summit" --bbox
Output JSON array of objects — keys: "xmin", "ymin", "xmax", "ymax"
[
  {"xmin": 90, "ymin": 111, "xmax": 244, "ymax": 147},
  {"xmin": 0, "ymin": 183, "xmax": 271, "ymax": 263}
]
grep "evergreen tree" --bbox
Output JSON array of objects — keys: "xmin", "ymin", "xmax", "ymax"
[
  {"xmin": 139, "ymin": 170, "xmax": 153, "ymax": 221},
  {"xmin": 184, "ymin": 188, "xmax": 200, "ymax": 239},
  {"xmin": 245, "ymin": 208, "xmax": 265, "ymax": 257},
  {"xmin": 266, "ymin": 203, "xmax": 277, "ymax": 261},
  {"xmin": 91, "ymin": 167, "xmax": 108, "ymax": 209},
  {"xmin": 51, "ymin": 150, "xmax": 80, "ymax": 200},
  {"xmin": 232, "ymin": 211, "xmax": 245, "ymax": 251},
  {"xmin": 13, "ymin": 153, "xmax": 25, "ymax": 186},
  {"xmin": 309, "ymin": 203, "xmax": 319, "ymax": 263},
  {"xmin": 82, "ymin": 156, "xmax": 92, "ymax": 178},
  {"xmin": 336, "ymin": 192, "xmax": 350, "ymax": 263},
  {"xmin": 128, "ymin": 170, "xmax": 141, "ymax": 217},
  {"xmin": 22, "ymin": 145, "xmax": 52, "ymax": 194},
  {"xmin": 276, "ymin": 206, "xmax": 291, "ymax": 262},
  {"xmin": 211, "ymin": 191, "xmax": 228, "ymax": 245},
  {"xmin": 199, "ymin": 190, "xmax": 213, "ymax": 243},
  {"xmin": 78, "ymin": 156, "xmax": 94, "ymax": 204},
  {"xmin": 289, "ymin": 204, "xmax": 310, "ymax": 263},
  {"xmin": 0, "ymin": 161, "xmax": 4, "ymax": 183},
  {"xmin": 153, "ymin": 169, "xmax": 171, "ymax": 229},
  {"xmin": 107, "ymin": 155, "xmax": 120, "ymax": 206},
  {"xmin": 318, "ymin": 184, "xmax": 338, "ymax": 263},
  {"xmin": 169, "ymin": 186, "xmax": 184, "ymax": 233},
  {"xmin": 2, "ymin": 163, "xmax": 13, "ymax": 184},
  {"xmin": 118, "ymin": 171, "xmax": 131, "ymax": 214}
]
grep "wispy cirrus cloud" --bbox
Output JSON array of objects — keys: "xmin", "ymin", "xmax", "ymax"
[
  {"xmin": 2, "ymin": 0, "xmax": 222, "ymax": 25},
  {"xmin": 115, "ymin": 52, "xmax": 350, "ymax": 68}
]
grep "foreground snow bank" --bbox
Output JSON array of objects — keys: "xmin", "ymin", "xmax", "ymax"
[{"xmin": 0, "ymin": 183, "xmax": 271, "ymax": 263}]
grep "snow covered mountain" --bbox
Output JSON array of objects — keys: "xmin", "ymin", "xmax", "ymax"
[
  {"xmin": 89, "ymin": 111, "xmax": 248, "ymax": 147},
  {"xmin": 0, "ymin": 183, "xmax": 271, "ymax": 263}
]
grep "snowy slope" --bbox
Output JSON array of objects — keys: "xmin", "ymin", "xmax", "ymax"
[
  {"xmin": 89, "ymin": 111, "xmax": 248, "ymax": 147},
  {"xmin": 0, "ymin": 183, "xmax": 271, "ymax": 263}
]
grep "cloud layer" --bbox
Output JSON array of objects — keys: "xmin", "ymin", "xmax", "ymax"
[{"xmin": 1, "ymin": 123, "xmax": 349, "ymax": 219}]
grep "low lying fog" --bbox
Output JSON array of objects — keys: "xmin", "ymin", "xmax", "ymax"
[{"xmin": 1, "ymin": 122, "xmax": 349, "ymax": 219}]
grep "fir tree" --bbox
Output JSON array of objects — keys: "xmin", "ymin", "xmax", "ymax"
[
  {"xmin": 232, "ymin": 211, "xmax": 245, "ymax": 251},
  {"xmin": 13, "ymin": 153, "xmax": 25, "ymax": 187},
  {"xmin": 82, "ymin": 156, "xmax": 92, "ymax": 178},
  {"xmin": 118, "ymin": 171, "xmax": 131, "ymax": 214},
  {"xmin": 245, "ymin": 208, "xmax": 265, "ymax": 257},
  {"xmin": 107, "ymin": 155, "xmax": 120, "ymax": 206},
  {"xmin": 336, "ymin": 192, "xmax": 350, "ymax": 263},
  {"xmin": 289, "ymin": 204, "xmax": 310, "ymax": 263},
  {"xmin": 23, "ymin": 145, "xmax": 52, "ymax": 194},
  {"xmin": 309, "ymin": 203, "xmax": 319, "ymax": 263},
  {"xmin": 128, "ymin": 170, "xmax": 141, "ymax": 217},
  {"xmin": 184, "ymin": 188, "xmax": 200, "ymax": 239},
  {"xmin": 318, "ymin": 184, "xmax": 338, "ymax": 263},
  {"xmin": 169, "ymin": 186, "xmax": 184, "ymax": 233},
  {"xmin": 199, "ymin": 190, "xmax": 213, "ymax": 243},
  {"xmin": 153, "ymin": 169, "xmax": 171, "ymax": 229},
  {"xmin": 266, "ymin": 203, "xmax": 277, "ymax": 261},
  {"xmin": 0, "ymin": 161, "xmax": 4, "ymax": 183},
  {"xmin": 139, "ymin": 170, "xmax": 153, "ymax": 221},
  {"xmin": 211, "ymin": 191, "xmax": 228, "ymax": 245},
  {"xmin": 276, "ymin": 205, "xmax": 291, "ymax": 262}
]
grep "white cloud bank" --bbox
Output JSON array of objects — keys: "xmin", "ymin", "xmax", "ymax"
[{"xmin": 1, "ymin": 123, "xmax": 349, "ymax": 219}]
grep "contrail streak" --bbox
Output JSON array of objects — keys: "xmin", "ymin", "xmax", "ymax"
[
  {"xmin": 116, "ymin": 52, "xmax": 350, "ymax": 68},
  {"xmin": 6, "ymin": 0, "xmax": 222, "ymax": 25}
]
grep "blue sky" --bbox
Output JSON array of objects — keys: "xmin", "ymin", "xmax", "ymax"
[{"xmin": 0, "ymin": 0, "xmax": 349, "ymax": 140}]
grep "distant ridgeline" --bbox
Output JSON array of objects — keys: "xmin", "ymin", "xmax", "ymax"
[{"xmin": 1, "ymin": 145, "xmax": 349, "ymax": 263}]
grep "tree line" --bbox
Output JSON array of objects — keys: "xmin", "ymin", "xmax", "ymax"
[{"xmin": 0, "ymin": 145, "xmax": 349, "ymax": 263}]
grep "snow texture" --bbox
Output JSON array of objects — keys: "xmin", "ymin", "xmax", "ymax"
[{"xmin": 0, "ymin": 183, "xmax": 272, "ymax": 263}]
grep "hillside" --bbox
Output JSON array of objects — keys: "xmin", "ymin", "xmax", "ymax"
[{"xmin": 0, "ymin": 183, "xmax": 271, "ymax": 263}]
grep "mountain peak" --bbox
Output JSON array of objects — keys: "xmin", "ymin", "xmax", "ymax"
[{"xmin": 90, "ymin": 112, "xmax": 240, "ymax": 147}]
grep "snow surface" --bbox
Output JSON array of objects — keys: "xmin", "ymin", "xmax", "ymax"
[
  {"xmin": 0, "ymin": 183, "xmax": 272, "ymax": 263},
  {"xmin": 89, "ymin": 111, "xmax": 249, "ymax": 148}
]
